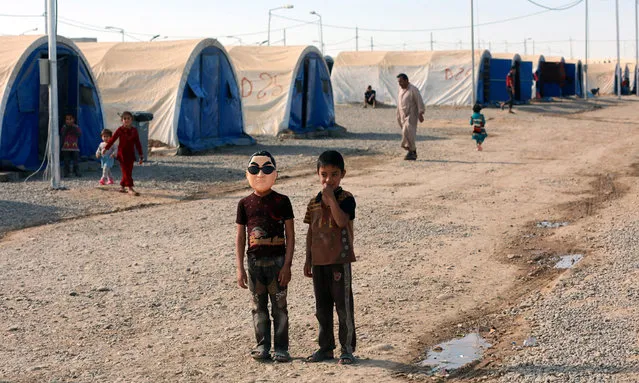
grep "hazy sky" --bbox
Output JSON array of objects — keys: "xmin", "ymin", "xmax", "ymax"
[{"xmin": 0, "ymin": 0, "xmax": 631, "ymax": 60}]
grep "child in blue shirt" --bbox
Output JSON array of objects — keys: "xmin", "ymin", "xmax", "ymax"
[{"xmin": 470, "ymin": 104, "xmax": 487, "ymax": 151}]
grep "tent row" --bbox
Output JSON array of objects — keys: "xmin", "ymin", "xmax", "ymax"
[
  {"xmin": 331, "ymin": 50, "xmax": 636, "ymax": 107},
  {"xmin": 0, "ymin": 36, "xmax": 336, "ymax": 170}
]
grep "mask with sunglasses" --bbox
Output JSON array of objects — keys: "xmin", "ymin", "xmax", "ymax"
[{"xmin": 246, "ymin": 155, "xmax": 278, "ymax": 194}]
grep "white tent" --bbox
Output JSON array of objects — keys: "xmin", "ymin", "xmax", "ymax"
[
  {"xmin": 227, "ymin": 45, "xmax": 335, "ymax": 136},
  {"xmin": 78, "ymin": 39, "xmax": 251, "ymax": 151},
  {"xmin": 331, "ymin": 50, "xmax": 491, "ymax": 106},
  {"xmin": 586, "ymin": 62, "xmax": 620, "ymax": 95}
]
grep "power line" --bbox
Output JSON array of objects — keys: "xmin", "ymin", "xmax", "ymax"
[
  {"xmin": 273, "ymin": 8, "xmax": 559, "ymax": 33},
  {"xmin": 0, "ymin": 13, "xmax": 42, "ymax": 18},
  {"xmin": 526, "ymin": 0, "xmax": 584, "ymax": 11}
]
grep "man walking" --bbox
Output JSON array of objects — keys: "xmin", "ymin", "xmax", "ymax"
[
  {"xmin": 501, "ymin": 66, "xmax": 515, "ymax": 113},
  {"xmin": 396, "ymin": 73, "xmax": 424, "ymax": 161}
]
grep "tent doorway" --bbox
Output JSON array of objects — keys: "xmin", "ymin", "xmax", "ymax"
[
  {"xmin": 513, "ymin": 60, "xmax": 521, "ymax": 101},
  {"xmin": 36, "ymin": 53, "xmax": 79, "ymax": 162},
  {"xmin": 301, "ymin": 58, "xmax": 310, "ymax": 129}
]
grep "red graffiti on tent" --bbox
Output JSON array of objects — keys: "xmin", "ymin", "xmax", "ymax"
[
  {"xmin": 444, "ymin": 67, "xmax": 466, "ymax": 81},
  {"xmin": 256, "ymin": 72, "xmax": 284, "ymax": 100},
  {"xmin": 241, "ymin": 77, "xmax": 253, "ymax": 98}
]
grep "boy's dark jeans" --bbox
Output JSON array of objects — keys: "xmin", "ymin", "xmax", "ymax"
[
  {"xmin": 312, "ymin": 263, "xmax": 356, "ymax": 355},
  {"xmin": 62, "ymin": 151, "xmax": 79, "ymax": 175},
  {"xmin": 247, "ymin": 255, "xmax": 288, "ymax": 352}
]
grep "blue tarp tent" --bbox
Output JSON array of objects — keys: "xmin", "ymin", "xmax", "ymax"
[
  {"xmin": 537, "ymin": 56, "xmax": 565, "ymax": 98},
  {"xmin": 228, "ymin": 46, "xmax": 336, "ymax": 136},
  {"xmin": 482, "ymin": 53, "xmax": 532, "ymax": 105},
  {"xmin": 0, "ymin": 36, "xmax": 104, "ymax": 170},
  {"xmin": 563, "ymin": 60, "xmax": 582, "ymax": 97},
  {"xmin": 78, "ymin": 39, "xmax": 253, "ymax": 152}
]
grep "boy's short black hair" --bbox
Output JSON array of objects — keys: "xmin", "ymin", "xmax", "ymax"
[
  {"xmin": 317, "ymin": 150, "xmax": 345, "ymax": 172},
  {"xmin": 248, "ymin": 150, "xmax": 276, "ymax": 168},
  {"xmin": 397, "ymin": 73, "xmax": 408, "ymax": 81},
  {"xmin": 101, "ymin": 128, "xmax": 113, "ymax": 137},
  {"xmin": 473, "ymin": 103, "xmax": 482, "ymax": 113},
  {"xmin": 64, "ymin": 113, "xmax": 75, "ymax": 120}
]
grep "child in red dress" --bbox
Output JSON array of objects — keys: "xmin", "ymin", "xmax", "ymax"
[{"xmin": 103, "ymin": 111, "xmax": 143, "ymax": 196}]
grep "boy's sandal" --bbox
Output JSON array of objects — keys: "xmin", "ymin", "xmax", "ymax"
[
  {"xmin": 306, "ymin": 349, "xmax": 334, "ymax": 363},
  {"xmin": 119, "ymin": 189, "xmax": 127, "ymax": 193},
  {"xmin": 132, "ymin": 191, "xmax": 140, "ymax": 196},
  {"xmin": 273, "ymin": 350, "xmax": 291, "ymax": 363},
  {"xmin": 250, "ymin": 347, "xmax": 271, "ymax": 361},
  {"xmin": 338, "ymin": 353, "xmax": 356, "ymax": 365}
]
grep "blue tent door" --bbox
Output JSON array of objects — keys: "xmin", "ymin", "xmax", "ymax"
[
  {"xmin": 488, "ymin": 59, "xmax": 511, "ymax": 103},
  {"xmin": 519, "ymin": 61, "xmax": 533, "ymax": 102},
  {"xmin": 200, "ymin": 54, "xmax": 220, "ymax": 139}
]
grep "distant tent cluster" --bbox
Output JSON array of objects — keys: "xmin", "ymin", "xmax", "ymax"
[
  {"xmin": 0, "ymin": 36, "xmax": 338, "ymax": 170},
  {"xmin": 331, "ymin": 49, "xmax": 636, "ymax": 107}
]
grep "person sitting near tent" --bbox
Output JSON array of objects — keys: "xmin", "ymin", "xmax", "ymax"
[
  {"xmin": 60, "ymin": 113, "xmax": 82, "ymax": 177},
  {"xmin": 500, "ymin": 66, "xmax": 515, "ymax": 113},
  {"xmin": 621, "ymin": 77, "xmax": 630, "ymax": 95},
  {"xmin": 363, "ymin": 85, "xmax": 376, "ymax": 108}
]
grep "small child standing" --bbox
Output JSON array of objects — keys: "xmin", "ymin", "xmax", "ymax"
[
  {"xmin": 470, "ymin": 103, "xmax": 487, "ymax": 151},
  {"xmin": 103, "ymin": 111, "xmax": 143, "ymax": 195},
  {"xmin": 60, "ymin": 113, "xmax": 81, "ymax": 177},
  {"xmin": 236, "ymin": 151, "xmax": 295, "ymax": 363},
  {"xmin": 304, "ymin": 150, "xmax": 357, "ymax": 365},
  {"xmin": 95, "ymin": 129, "xmax": 117, "ymax": 185}
]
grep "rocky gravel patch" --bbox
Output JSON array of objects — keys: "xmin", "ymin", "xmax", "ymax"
[{"xmin": 494, "ymin": 221, "xmax": 639, "ymax": 382}]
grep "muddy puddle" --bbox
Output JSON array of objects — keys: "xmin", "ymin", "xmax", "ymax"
[
  {"xmin": 417, "ymin": 333, "xmax": 491, "ymax": 374},
  {"xmin": 536, "ymin": 220, "xmax": 569, "ymax": 228},
  {"xmin": 554, "ymin": 254, "xmax": 584, "ymax": 269}
]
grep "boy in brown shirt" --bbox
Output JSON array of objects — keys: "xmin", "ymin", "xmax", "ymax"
[{"xmin": 304, "ymin": 150, "xmax": 357, "ymax": 365}]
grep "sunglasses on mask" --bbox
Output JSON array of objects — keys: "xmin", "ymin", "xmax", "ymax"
[{"xmin": 247, "ymin": 165, "xmax": 276, "ymax": 175}]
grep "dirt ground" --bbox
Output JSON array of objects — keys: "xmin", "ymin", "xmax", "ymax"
[{"xmin": 1, "ymin": 97, "xmax": 639, "ymax": 382}]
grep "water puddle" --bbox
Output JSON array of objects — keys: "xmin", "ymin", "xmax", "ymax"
[
  {"xmin": 536, "ymin": 220, "xmax": 569, "ymax": 228},
  {"xmin": 417, "ymin": 333, "xmax": 491, "ymax": 374},
  {"xmin": 554, "ymin": 254, "xmax": 584, "ymax": 269}
]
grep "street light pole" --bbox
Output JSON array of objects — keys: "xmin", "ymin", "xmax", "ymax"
[
  {"xmin": 226, "ymin": 35, "xmax": 242, "ymax": 45},
  {"xmin": 470, "ymin": 0, "xmax": 476, "ymax": 105},
  {"xmin": 19, "ymin": 27, "xmax": 38, "ymax": 35},
  {"xmin": 616, "ymin": 0, "xmax": 621, "ymax": 99},
  {"xmin": 584, "ymin": 0, "xmax": 589, "ymax": 99},
  {"xmin": 268, "ymin": 5, "xmax": 293, "ymax": 47},
  {"xmin": 310, "ymin": 11, "xmax": 324, "ymax": 55},
  {"xmin": 106, "ymin": 26, "xmax": 125, "ymax": 42}
]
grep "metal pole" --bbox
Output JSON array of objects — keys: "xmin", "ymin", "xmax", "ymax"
[
  {"xmin": 319, "ymin": 14, "xmax": 324, "ymax": 55},
  {"xmin": 356, "ymin": 26, "xmax": 359, "ymax": 51},
  {"xmin": 283, "ymin": 29, "xmax": 286, "ymax": 46},
  {"xmin": 616, "ymin": 0, "xmax": 621, "ymax": 99},
  {"xmin": 471, "ymin": 0, "xmax": 476, "ymax": 105},
  {"xmin": 370, "ymin": 37, "xmax": 373, "ymax": 51},
  {"xmin": 268, "ymin": 10, "xmax": 271, "ymax": 46},
  {"xmin": 585, "ymin": 0, "xmax": 589, "ymax": 99},
  {"xmin": 524, "ymin": 39, "xmax": 527, "ymax": 55},
  {"xmin": 430, "ymin": 32, "xmax": 434, "ymax": 51},
  {"xmin": 570, "ymin": 37, "xmax": 573, "ymax": 59},
  {"xmin": 47, "ymin": 0, "xmax": 60, "ymax": 188},
  {"xmin": 44, "ymin": 0, "xmax": 47, "ymax": 35},
  {"xmin": 121, "ymin": 30, "xmax": 124, "ymax": 42}
]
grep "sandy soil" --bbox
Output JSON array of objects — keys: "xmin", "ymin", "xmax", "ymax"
[{"xmin": 1, "ymin": 97, "xmax": 639, "ymax": 382}]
